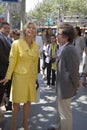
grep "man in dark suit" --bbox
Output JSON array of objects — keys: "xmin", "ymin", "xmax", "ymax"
[
  {"xmin": 0, "ymin": 22, "xmax": 12, "ymax": 110},
  {"xmin": 56, "ymin": 23, "xmax": 82, "ymax": 130}
]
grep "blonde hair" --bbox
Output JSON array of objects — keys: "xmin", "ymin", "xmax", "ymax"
[{"xmin": 23, "ymin": 21, "xmax": 37, "ymax": 37}]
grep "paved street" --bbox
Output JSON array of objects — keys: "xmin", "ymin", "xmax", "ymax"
[
  {"xmin": 0, "ymin": 72, "xmax": 87, "ymax": 130},
  {"xmin": 72, "ymin": 86, "xmax": 87, "ymax": 130}
]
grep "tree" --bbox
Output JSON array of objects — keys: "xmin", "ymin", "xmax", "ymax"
[
  {"xmin": 27, "ymin": 0, "xmax": 56, "ymax": 25},
  {"xmin": 27, "ymin": 0, "xmax": 87, "ymax": 26},
  {"xmin": 0, "ymin": 5, "xmax": 4, "ymax": 14}
]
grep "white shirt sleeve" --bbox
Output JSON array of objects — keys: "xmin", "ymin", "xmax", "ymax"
[{"xmin": 35, "ymin": 36, "xmax": 43, "ymax": 54}]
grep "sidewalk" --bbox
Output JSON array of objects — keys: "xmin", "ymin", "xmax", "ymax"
[
  {"xmin": 0, "ymin": 73, "xmax": 57, "ymax": 130},
  {"xmin": 0, "ymin": 73, "xmax": 87, "ymax": 130},
  {"xmin": 72, "ymin": 86, "xmax": 87, "ymax": 130}
]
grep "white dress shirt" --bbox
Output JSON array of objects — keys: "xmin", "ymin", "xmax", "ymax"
[
  {"xmin": 35, "ymin": 35, "xmax": 43, "ymax": 57},
  {"xmin": 57, "ymin": 43, "xmax": 68, "ymax": 57},
  {"xmin": 45, "ymin": 44, "xmax": 51, "ymax": 63}
]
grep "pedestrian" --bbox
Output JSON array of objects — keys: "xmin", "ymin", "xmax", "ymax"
[
  {"xmin": 34, "ymin": 32, "xmax": 43, "ymax": 74},
  {"xmin": 74, "ymin": 26, "xmax": 85, "ymax": 76},
  {"xmin": 34, "ymin": 30, "xmax": 43, "ymax": 93},
  {"xmin": 42, "ymin": 40, "xmax": 47, "ymax": 79},
  {"xmin": 10, "ymin": 28, "xmax": 21, "ymax": 40},
  {"xmin": 0, "ymin": 22, "xmax": 12, "ymax": 111},
  {"xmin": 50, "ymin": 34, "xmax": 57, "ymax": 87},
  {"xmin": 74, "ymin": 26, "xmax": 85, "ymax": 60},
  {"xmin": 46, "ymin": 28, "xmax": 52, "ymax": 44},
  {"xmin": 0, "ymin": 21, "xmax": 39, "ymax": 130},
  {"xmin": 82, "ymin": 31, "xmax": 87, "ymax": 86},
  {"xmin": 42, "ymin": 28, "xmax": 47, "ymax": 79},
  {"xmin": 56, "ymin": 23, "xmax": 82, "ymax": 130},
  {"xmin": 45, "ymin": 28, "xmax": 53, "ymax": 87},
  {"xmin": 45, "ymin": 39, "xmax": 52, "ymax": 88}
]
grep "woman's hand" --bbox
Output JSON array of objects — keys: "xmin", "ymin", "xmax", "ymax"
[{"xmin": 0, "ymin": 79, "xmax": 9, "ymax": 86}]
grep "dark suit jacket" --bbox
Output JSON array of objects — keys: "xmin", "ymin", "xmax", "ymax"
[
  {"xmin": 56, "ymin": 43, "xmax": 79, "ymax": 99},
  {"xmin": 0, "ymin": 33, "xmax": 11, "ymax": 78}
]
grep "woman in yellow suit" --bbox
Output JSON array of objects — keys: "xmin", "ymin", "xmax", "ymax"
[{"xmin": 0, "ymin": 21, "xmax": 39, "ymax": 130}]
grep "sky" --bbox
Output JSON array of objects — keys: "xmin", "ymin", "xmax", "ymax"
[{"xmin": 26, "ymin": 0, "xmax": 43, "ymax": 12}]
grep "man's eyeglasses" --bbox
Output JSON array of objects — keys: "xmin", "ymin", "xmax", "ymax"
[
  {"xmin": 57, "ymin": 33, "xmax": 63, "ymax": 35},
  {"xmin": 51, "ymin": 37, "xmax": 55, "ymax": 39}
]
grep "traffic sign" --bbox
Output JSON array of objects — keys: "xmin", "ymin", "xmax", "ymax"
[{"xmin": 45, "ymin": 20, "xmax": 55, "ymax": 26}]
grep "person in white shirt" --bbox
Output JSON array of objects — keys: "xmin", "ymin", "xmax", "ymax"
[
  {"xmin": 74, "ymin": 26, "xmax": 85, "ymax": 76},
  {"xmin": 45, "ymin": 42, "xmax": 52, "ymax": 87},
  {"xmin": 34, "ymin": 33, "xmax": 43, "ymax": 89},
  {"xmin": 35, "ymin": 35, "xmax": 43, "ymax": 63},
  {"xmin": 74, "ymin": 26, "xmax": 85, "ymax": 62}
]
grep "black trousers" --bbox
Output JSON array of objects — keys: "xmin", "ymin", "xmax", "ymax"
[
  {"xmin": 46, "ymin": 61, "xmax": 51, "ymax": 85},
  {"xmin": 42, "ymin": 53, "xmax": 46, "ymax": 70},
  {"xmin": 0, "ymin": 83, "xmax": 5, "ymax": 104},
  {"xmin": 51, "ymin": 69, "xmax": 56, "ymax": 85}
]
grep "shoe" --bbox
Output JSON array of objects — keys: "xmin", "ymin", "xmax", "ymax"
[
  {"xmin": 5, "ymin": 106, "xmax": 12, "ymax": 111},
  {"xmin": 47, "ymin": 85, "xmax": 50, "ymax": 88},
  {"xmin": 43, "ymin": 75, "xmax": 47, "ymax": 80},
  {"xmin": 47, "ymin": 126, "xmax": 56, "ymax": 130},
  {"xmin": 5, "ymin": 101, "xmax": 12, "ymax": 111},
  {"xmin": 46, "ymin": 85, "xmax": 51, "ymax": 89}
]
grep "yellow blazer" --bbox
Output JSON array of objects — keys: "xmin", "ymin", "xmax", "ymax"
[{"xmin": 5, "ymin": 38, "xmax": 39, "ymax": 81}]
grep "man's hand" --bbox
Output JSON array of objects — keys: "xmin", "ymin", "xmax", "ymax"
[
  {"xmin": 0, "ymin": 79, "xmax": 9, "ymax": 86},
  {"xmin": 78, "ymin": 80, "xmax": 83, "ymax": 88}
]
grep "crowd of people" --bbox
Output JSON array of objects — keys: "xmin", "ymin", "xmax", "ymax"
[{"xmin": 0, "ymin": 20, "xmax": 87, "ymax": 130}]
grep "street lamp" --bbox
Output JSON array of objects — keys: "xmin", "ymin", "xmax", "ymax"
[{"xmin": 57, "ymin": 0, "xmax": 63, "ymax": 26}]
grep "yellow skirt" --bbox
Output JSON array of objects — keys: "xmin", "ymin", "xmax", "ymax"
[{"xmin": 10, "ymin": 72, "xmax": 36, "ymax": 103}]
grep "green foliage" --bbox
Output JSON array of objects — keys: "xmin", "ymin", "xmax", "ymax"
[
  {"xmin": 69, "ymin": 0, "xmax": 87, "ymax": 15},
  {"xmin": 0, "ymin": 5, "xmax": 4, "ymax": 14},
  {"xmin": 27, "ymin": 0, "xmax": 87, "ymax": 25}
]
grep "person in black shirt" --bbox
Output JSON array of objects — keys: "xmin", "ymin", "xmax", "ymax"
[{"xmin": 0, "ymin": 22, "xmax": 12, "ymax": 110}]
